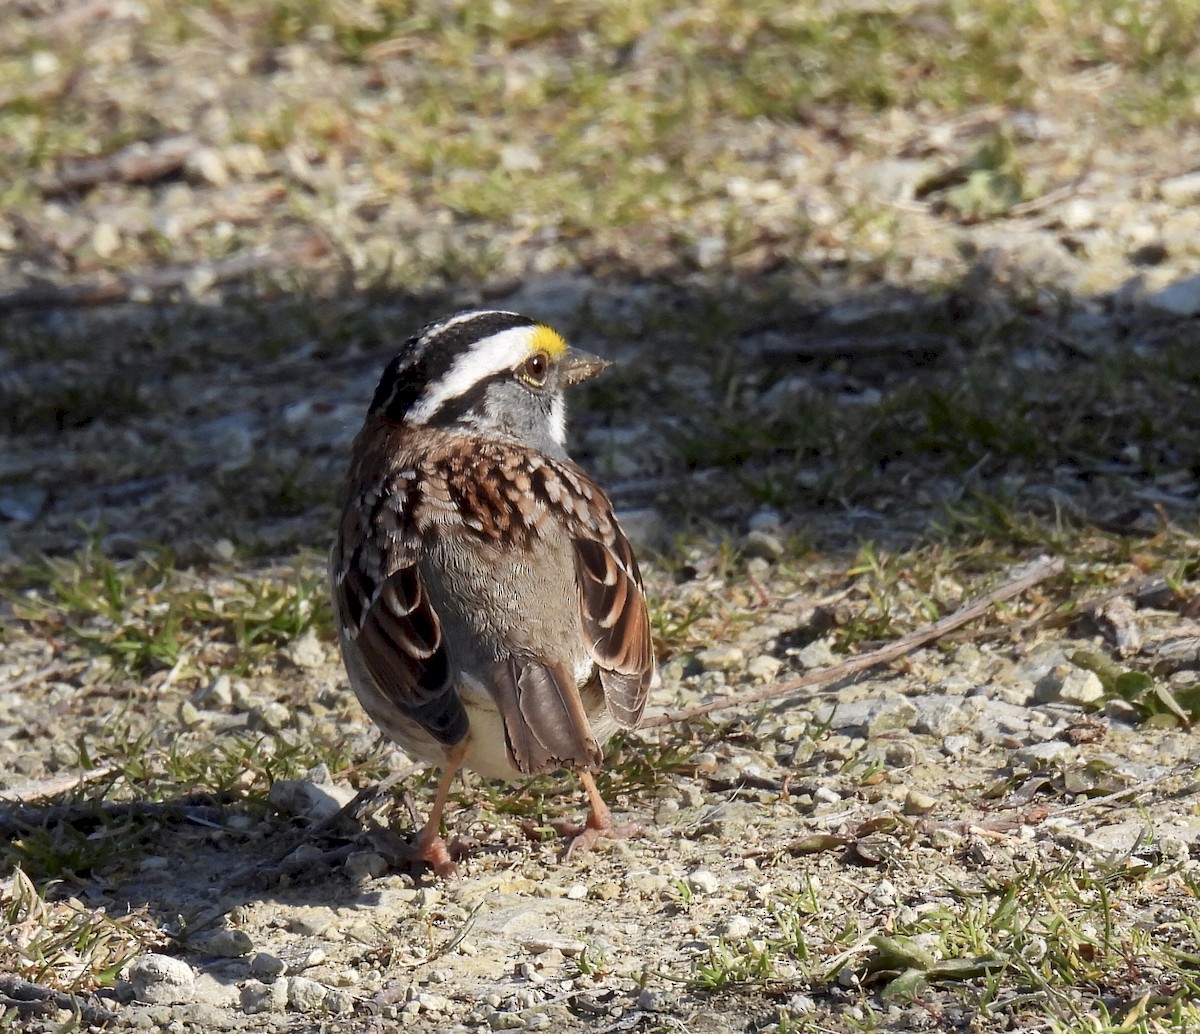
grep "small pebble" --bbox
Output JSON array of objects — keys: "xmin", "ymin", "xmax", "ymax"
[
  {"xmin": 241, "ymin": 979, "xmax": 288, "ymax": 1014},
  {"xmin": 902, "ymin": 789, "xmax": 938, "ymax": 816},
  {"xmin": 296, "ymin": 947, "xmax": 327, "ymax": 969},
  {"xmin": 1013, "ymin": 741, "xmax": 1074, "ymax": 768},
  {"xmin": 747, "ymin": 508, "xmax": 782, "ymax": 532},
  {"xmin": 942, "ymin": 734, "xmax": 972, "ymax": 756},
  {"xmin": 195, "ymin": 674, "xmax": 232, "ymax": 707},
  {"xmin": 250, "ymin": 952, "xmax": 287, "ymax": 979},
  {"xmin": 288, "ymin": 976, "xmax": 330, "ymax": 1013},
  {"xmin": 185, "ymin": 146, "xmax": 230, "ymax": 187},
  {"xmin": 797, "ymin": 639, "xmax": 836, "ymax": 670},
  {"xmin": 747, "ymin": 655, "xmax": 782, "ymax": 682},
  {"xmin": 520, "ymin": 933, "xmax": 586, "ymax": 957},
  {"xmin": 1034, "ymin": 665, "xmax": 1104, "ymax": 706},
  {"xmin": 654, "ymin": 798, "xmax": 681, "ymax": 824},
  {"xmin": 721, "ymin": 915, "xmax": 753, "ymax": 939},
  {"xmin": 695, "ymin": 645, "xmax": 745, "ymax": 672},
  {"xmin": 414, "ymin": 991, "xmax": 450, "ymax": 1014},
  {"xmin": 742, "ymin": 529, "xmax": 785, "ymax": 561},
  {"xmin": 193, "ymin": 928, "xmax": 253, "ymax": 957},
  {"xmin": 687, "ymin": 869, "xmax": 720, "ymax": 895},
  {"xmin": 345, "ymin": 851, "xmax": 389, "ymax": 881}
]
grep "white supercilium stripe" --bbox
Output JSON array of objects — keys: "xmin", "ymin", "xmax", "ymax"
[{"xmin": 408, "ymin": 325, "xmax": 537, "ymax": 424}]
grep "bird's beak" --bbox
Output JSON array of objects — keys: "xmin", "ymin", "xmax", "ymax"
[{"xmin": 562, "ymin": 348, "xmax": 611, "ymax": 386}]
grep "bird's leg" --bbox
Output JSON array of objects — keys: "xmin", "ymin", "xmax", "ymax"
[
  {"xmin": 411, "ymin": 742, "xmax": 467, "ymax": 877},
  {"xmin": 564, "ymin": 769, "xmax": 643, "ymax": 858}
]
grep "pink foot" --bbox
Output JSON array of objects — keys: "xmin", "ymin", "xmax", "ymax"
[
  {"xmin": 412, "ymin": 827, "xmax": 458, "ymax": 878},
  {"xmin": 563, "ymin": 817, "xmax": 644, "ymax": 859}
]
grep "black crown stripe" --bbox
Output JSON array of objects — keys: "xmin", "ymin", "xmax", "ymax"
[{"xmin": 371, "ymin": 311, "xmax": 536, "ymax": 423}]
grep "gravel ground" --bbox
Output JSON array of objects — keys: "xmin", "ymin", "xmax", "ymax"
[{"xmin": 3, "ymin": 4, "xmax": 1200, "ymax": 1033}]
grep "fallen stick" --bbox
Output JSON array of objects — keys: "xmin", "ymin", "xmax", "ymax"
[
  {"xmin": 0, "ymin": 975, "xmax": 117, "ymax": 1027},
  {"xmin": 640, "ymin": 555, "xmax": 1066, "ymax": 729},
  {"xmin": 0, "ymin": 763, "xmax": 117, "ymax": 804},
  {"xmin": 34, "ymin": 134, "xmax": 197, "ymax": 196}
]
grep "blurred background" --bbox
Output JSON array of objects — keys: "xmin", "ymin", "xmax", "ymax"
[
  {"xmin": 2, "ymin": 3, "xmax": 1200, "ymax": 1024},
  {"xmin": 2, "ymin": 0, "xmax": 1198, "ymax": 565}
]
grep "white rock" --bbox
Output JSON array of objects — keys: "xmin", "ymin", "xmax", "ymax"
[
  {"xmin": 1034, "ymin": 665, "xmax": 1104, "ymax": 706},
  {"xmin": 520, "ymin": 933, "xmax": 586, "ymax": 957},
  {"xmin": 1058, "ymin": 198, "xmax": 1096, "ymax": 230},
  {"xmin": 500, "ymin": 144, "xmax": 542, "ymax": 173},
  {"xmin": 241, "ymin": 979, "xmax": 287, "ymax": 1014},
  {"xmin": 288, "ymin": 976, "xmax": 330, "ymax": 1013},
  {"xmin": 194, "ymin": 674, "xmax": 232, "ymax": 707},
  {"xmin": 747, "ymin": 655, "xmax": 782, "ymax": 682},
  {"xmin": 185, "ymin": 146, "xmax": 230, "ymax": 187},
  {"xmin": 91, "ymin": 222, "xmax": 121, "ymax": 258},
  {"xmin": 250, "ymin": 952, "xmax": 288, "ymax": 979},
  {"xmin": 1012, "ymin": 740, "xmax": 1074, "ymax": 768},
  {"xmin": 284, "ymin": 630, "xmax": 326, "ymax": 669},
  {"xmin": 251, "ymin": 701, "xmax": 291, "ymax": 731},
  {"xmin": 1160, "ymin": 170, "xmax": 1200, "ymax": 206},
  {"xmin": 269, "ymin": 777, "xmax": 355, "ymax": 822},
  {"xmin": 868, "ymin": 880, "xmax": 898, "ymax": 908},
  {"xmin": 687, "ymin": 869, "xmax": 720, "ymax": 894},
  {"xmin": 747, "ymin": 508, "xmax": 782, "ymax": 532},
  {"xmin": 31, "ymin": 50, "xmax": 59, "ymax": 75},
  {"xmin": 695, "ymin": 645, "xmax": 745, "ymax": 672},
  {"xmin": 903, "ymin": 789, "xmax": 938, "ymax": 815},
  {"xmin": 413, "ymin": 992, "xmax": 450, "ymax": 1013},
  {"xmin": 797, "ymin": 638, "xmax": 836, "ymax": 670},
  {"xmin": 224, "ymin": 142, "xmax": 271, "ymax": 179},
  {"xmin": 414, "ymin": 887, "xmax": 441, "ymax": 909},
  {"xmin": 126, "ymin": 953, "xmax": 195, "ymax": 1004},
  {"xmin": 193, "ymin": 928, "xmax": 253, "ymax": 957},
  {"xmin": 721, "ymin": 915, "xmax": 753, "ymax": 939},
  {"xmin": 942, "ymin": 734, "xmax": 972, "ymax": 756}
]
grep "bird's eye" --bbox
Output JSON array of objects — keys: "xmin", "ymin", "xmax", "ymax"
[{"xmin": 519, "ymin": 351, "xmax": 550, "ymax": 387}]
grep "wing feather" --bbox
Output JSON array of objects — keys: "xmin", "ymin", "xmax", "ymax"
[
  {"xmin": 331, "ymin": 518, "xmax": 466, "ymax": 747},
  {"xmin": 572, "ymin": 528, "xmax": 654, "ymax": 730}
]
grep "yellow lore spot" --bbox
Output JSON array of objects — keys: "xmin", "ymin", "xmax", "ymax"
[{"xmin": 530, "ymin": 324, "xmax": 568, "ymax": 358}]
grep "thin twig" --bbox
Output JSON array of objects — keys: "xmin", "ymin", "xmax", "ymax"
[
  {"xmin": 0, "ymin": 764, "xmax": 118, "ymax": 804},
  {"xmin": 941, "ymin": 572, "xmax": 1174, "ymax": 646},
  {"xmin": 640, "ymin": 555, "xmax": 1065, "ymax": 729},
  {"xmin": 0, "ymin": 975, "xmax": 118, "ymax": 1027},
  {"xmin": 33, "ymin": 134, "xmax": 197, "ymax": 196},
  {"xmin": 0, "ymin": 661, "xmax": 73, "ymax": 695}
]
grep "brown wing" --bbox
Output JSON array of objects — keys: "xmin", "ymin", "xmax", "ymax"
[
  {"xmin": 572, "ymin": 524, "xmax": 654, "ymax": 730},
  {"xmin": 330, "ymin": 481, "xmax": 466, "ymax": 747}
]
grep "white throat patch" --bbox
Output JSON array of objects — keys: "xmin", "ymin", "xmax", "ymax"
[{"xmin": 548, "ymin": 394, "xmax": 567, "ymax": 447}]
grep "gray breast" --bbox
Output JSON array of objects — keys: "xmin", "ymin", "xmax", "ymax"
[{"xmin": 421, "ymin": 532, "xmax": 587, "ymax": 676}]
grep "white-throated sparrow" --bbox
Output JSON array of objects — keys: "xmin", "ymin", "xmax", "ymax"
[{"xmin": 330, "ymin": 310, "xmax": 654, "ymax": 875}]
